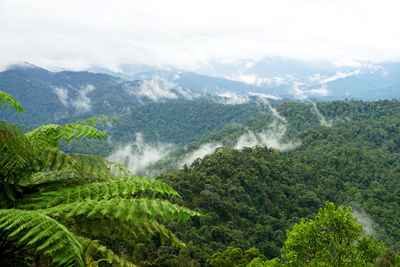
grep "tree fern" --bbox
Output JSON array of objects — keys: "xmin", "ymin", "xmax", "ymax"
[
  {"xmin": 26, "ymin": 122, "xmax": 108, "ymax": 153},
  {"xmin": 70, "ymin": 218, "xmax": 185, "ymax": 247},
  {"xmin": 77, "ymin": 236, "xmax": 136, "ymax": 267},
  {"xmin": 21, "ymin": 176, "xmax": 182, "ymax": 209},
  {"xmin": 35, "ymin": 149, "xmax": 131, "ymax": 183},
  {"xmin": 39, "ymin": 199, "xmax": 199, "ymax": 223},
  {"xmin": 0, "ymin": 90, "xmax": 24, "ymax": 111},
  {"xmin": 0, "ymin": 121, "xmax": 36, "ymax": 183},
  {"xmin": 0, "ymin": 209, "xmax": 83, "ymax": 266},
  {"xmin": 0, "ymin": 90, "xmax": 199, "ymax": 265}
]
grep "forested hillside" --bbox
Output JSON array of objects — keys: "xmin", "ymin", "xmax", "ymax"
[
  {"xmin": 136, "ymin": 100, "xmax": 400, "ymax": 265},
  {"xmin": 2, "ymin": 84, "xmax": 400, "ymax": 266}
]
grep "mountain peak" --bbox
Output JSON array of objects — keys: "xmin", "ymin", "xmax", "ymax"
[{"xmin": 6, "ymin": 61, "xmax": 46, "ymax": 71}]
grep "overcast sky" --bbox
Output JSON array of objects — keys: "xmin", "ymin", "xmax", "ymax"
[{"xmin": 1, "ymin": 0, "xmax": 400, "ymax": 71}]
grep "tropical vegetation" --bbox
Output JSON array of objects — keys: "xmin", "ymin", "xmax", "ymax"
[{"xmin": 0, "ymin": 90, "xmax": 199, "ymax": 266}]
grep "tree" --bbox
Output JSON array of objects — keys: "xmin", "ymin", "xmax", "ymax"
[
  {"xmin": 207, "ymin": 246, "xmax": 266, "ymax": 267},
  {"xmin": 281, "ymin": 201, "xmax": 385, "ymax": 266},
  {"xmin": 0, "ymin": 90, "xmax": 199, "ymax": 266}
]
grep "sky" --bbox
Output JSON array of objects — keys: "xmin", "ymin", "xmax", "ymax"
[{"xmin": 1, "ymin": 0, "xmax": 400, "ymax": 71}]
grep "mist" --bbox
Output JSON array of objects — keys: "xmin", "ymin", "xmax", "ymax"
[
  {"xmin": 107, "ymin": 133, "xmax": 174, "ymax": 176},
  {"xmin": 234, "ymin": 122, "xmax": 300, "ymax": 151},
  {"xmin": 250, "ymin": 93, "xmax": 285, "ymax": 121},
  {"xmin": 71, "ymin": 84, "xmax": 95, "ymax": 112},
  {"xmin": 312, "ymin": 102, "xmax": 333, "ymax": 127},
  {"xmin": 352, "ymin": 208, "xmax": 376, "ymax": 237},
  {"xmin": 179, "ymin": 142, "xmax": 222, "ymax": 167},
  {"xmin": 136, "ymin": 77, "xmax": 178, "ymax": 101},
  {"xmin": 53, "ymin": 87, "xmax": 69, "ymax": 107},
  {"xmin": 216, "ymin": 92, "xmax": 250, "ymax": 105}
]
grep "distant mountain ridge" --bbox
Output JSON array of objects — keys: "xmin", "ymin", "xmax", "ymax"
[
  {"xmin": 0, "ymin": 64, "xmax": 213, "ymax": 126},
  {"xmin": 2, "ymin": 58, "xmax": 400, "ymax": 128},
  {"xmin": 90, "ymin": 58, "xmax": 400, "ymax": 101}
]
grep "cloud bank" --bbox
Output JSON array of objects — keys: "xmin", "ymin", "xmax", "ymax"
[{"xmin": 2, "ymin": 0, "xmax": 400, "ymax": 71}]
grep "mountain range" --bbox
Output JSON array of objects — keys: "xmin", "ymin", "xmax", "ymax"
[{"xmin": 90, "ymin": 57, "xmax": 400, "ymax": 100}]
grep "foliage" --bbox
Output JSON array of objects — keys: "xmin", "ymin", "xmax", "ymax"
[
  {"xmin": 207, "ymin": 246, "xmax": 266, "ymax": 267},
  {"xmin": 281, "ymin": 201, "xmax": 385, "ymax": 266},
  {"xmin": 4, "ymin": 82, "xmax": 400, "ymax": 266},
  {"xmin": 148, "ymin": 100, "xmax": 400, "ymax": 265},
  {"xmin": 0, "ymin": 90, "xmax": 24, "ymax": 112},
  {"xmin": 0, "ymin": 90, "xmax": 199, "ymax": 266}
]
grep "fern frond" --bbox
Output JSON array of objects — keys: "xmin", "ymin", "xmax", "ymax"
[
  {"xmin": 0, "ymin": 121, "xmax": 34, "ymax": 163},
  {"xmin": 39, "ymin": 148, "xmax": 84, "ymax": 176},
  {"xmin": 40, "ymin": 199, "xmax": 200, "ymax": 223},
  {"xmin": 70, "ymin": 154, "xmax": 131, "ymax": 179},
  {"xmin": 37, "ymin": 149, "xmax": 130, "ymax": 181},
  {"xmin": 77, "ymin": 236, "xmax": 136, "ymax": 267},
  {"xmin": 73, "ymin": 217, "xmax": 185, "ymax": 248},
  {"xmin": 56, "ymin": 123, "xmax": 107, "ymax": 142},
  {"xmin": 75, "ymin": 117, "xmax": 118, "ymax": 128},
  {"xmin": 0, "ymin": 121, "xmax": 37, "ymax": 185},
  {"xmin": 0, "ymin": 209, "xmax": 83, "ymax": 266},
  {"xmin": 0, "ymin": 90, "xmax": 24, "ymax": 111},
  {"xmin": 26, "ymin": 121, "xmax": 107, "ymax": 152},
  {"xmin": 21, "ymin": 176, "xmax": 181, "ymax": 209},
  {"xmin": 24, "ymin": 170, "xmax": 80, "ymax": 186}
]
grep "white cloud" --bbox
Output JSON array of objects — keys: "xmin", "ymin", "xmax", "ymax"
[
  {"xmin": 216, "ymin": 92, "xmax": 250, "ymax": 104},
  {"xmin": 180, "ymin": 142, "xmax": 222, "ymax": 167},
  {"xmin": 71, "ymin": 84, "xmax": 95, "ymax": 112},
  {"xmin": 352, "ymin": 209, "xmax": 376, "ymax": 236},
  {"xmin": 308, "ymin": 70, "xmax": 361, "ymax": 84},
  {"xmin": 248, "ymin": 92, "xmax": 281, "ymax": 101},
  {"xmin": 320, "ymin": 70, "xmax": 361, "ymax": 84},
  {"xmin": 249, "ymin": 92, "xmax": 286, "ymax": 123},
  {"xmin": 136, "ymin": 77, "xmax": 178, "ymax": 101},
  {"xmin": 289, "ymin": 82, "xmax": 309, "ymax": 101},
  {"xmin": 333, "ymin": 59, "xmax": 362, "ymax": 68},
  {"xmin": 229, "ymin": 74, "xmax": 289, "ymax": 87},
  {"xmin": 129, "ymin": 77, "xmax": 202, "ymax": 101},
  {"xmin": 174, "ymin": 86, "xmax": 201, "ymax": 100},
  {"xmin": 234, "ymin": 123, "xmax": 300, "ymax": 151},
  {"xmin": 307, "ymin": 85, "xmax": 329, "ymax": 97},
  {"xmin": 1, "ymin": 0, "xmax": 400, "ymax": 70},
  {"xmin": 53, "ymin": 87, "xmax": 69, "ymax": 107},
  {"xmin": 107, "ymin": 133, "xmax": 173, "ymax": 176},
  {"xmin": 312, "ymin": 102, "xmax": 333, "ymax": 127},
  {"xmin": 290, "ymin": 82, "xmax": 330, "ymax": 100}
]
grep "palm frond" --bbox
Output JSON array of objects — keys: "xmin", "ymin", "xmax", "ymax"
[
  {"xmin": 0, "ymin": 90, "xmax": 24, "ymax": 111},
  {"xmin": 0, "ymin": 209, "xmax": 83, "ymax": 266}
]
